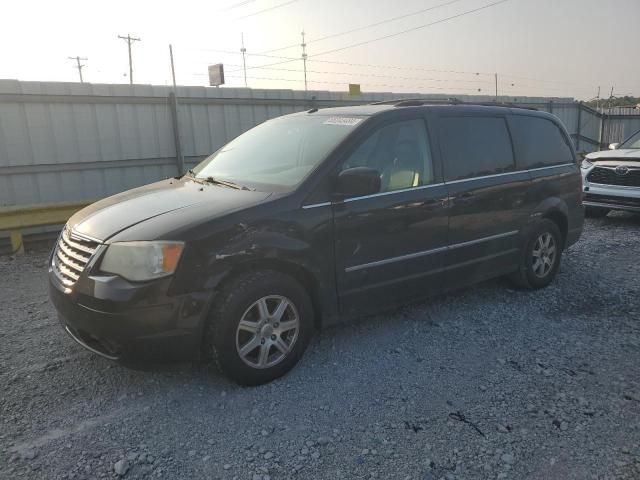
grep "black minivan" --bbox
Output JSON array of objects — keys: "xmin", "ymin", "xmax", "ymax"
[{"xmin": 49, "ymin": 101, "xmax": 584, "ymax": 385}]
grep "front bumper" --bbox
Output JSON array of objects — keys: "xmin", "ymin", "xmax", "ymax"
[
  {"xmin": 48, "ymin": 265, "xmax": 212, "ymax": 362},
  {"xmin": 582, "ymin": 169, "xmax": 640, "ymax": 213},
  {"xmin": 582, "ymin": 185, "xmax": 640, "ymax": 213}
]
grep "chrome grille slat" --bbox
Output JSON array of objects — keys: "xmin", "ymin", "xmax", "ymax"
[
  {"xmin": 55, "ymin": 261, "xmax": 80, "ymax": 280},
  {"xmin": 52, "ymin": 261, "xmax": 75, "ymax": 286},
  {"xmin": 56, "ymin": 249, "xmax": 84, "ymax": 273},
  {"xmin": 62, "ymin": 232, "xmax": 98, "ymax": 255},
  {"xmin": 52, "ymin": 228, "xmax": 101, "ymax": 288},
  {"xmin": 57, "ymin": 239, "xmax": 90, "ymax": 264}
]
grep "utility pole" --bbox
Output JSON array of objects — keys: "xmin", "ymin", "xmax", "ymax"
[
  {"xmin": 168, "ymin": 44, "xmax": 184, "ymax": 176},
  {"xmin": 301, "ymin": 30, "xmax": 308, "ymax": 91},
  {"xmin": 494, "ymin": 73, "xmax": 498, "ymax": 100},
  {"xmin": 68, "ymin": 56, "xmax": 87, "ymax": 83},
  {"xmin": 169, "ymin": 44, "xmax": 177, "ymax": 88},
  {"xmin": 608, "ymin": 86, "xmax": 615, "ymax": 109},
  {"xmin": 240, "ymin": 33, "xmax": 248, "ymax": 88},
  {"xmin": 118, "ymin": 34, "xmax": 141, "ymax": 84}
]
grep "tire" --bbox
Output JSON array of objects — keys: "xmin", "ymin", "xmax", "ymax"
[
  {"xmin": 585, "ymin": 206, "xmax": 609, "ymax": 218},
  {"xmin": 206, "ymin": 270, "xmax": 314, "ymax": 386},
  {"xmin": 509, "ymin": 219, "xmax": 563, "ymax": 290}
]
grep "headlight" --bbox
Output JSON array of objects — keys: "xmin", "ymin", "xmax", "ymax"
[
  {"xmin": 581, "ymin": 158, "xmax": 594, "ymax": 170},
  {"xmin": 100, "ymin": 241, "xmax": 184, "ymax": 281}
]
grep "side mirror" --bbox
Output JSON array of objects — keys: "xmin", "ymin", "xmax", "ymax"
[
  {"xmin": 609, "ymin": 143, "xmax": 620, "ymax": 150},
  {"xmin": 335, "ymin": 167, "xmax": 381, "ymax": 198}
]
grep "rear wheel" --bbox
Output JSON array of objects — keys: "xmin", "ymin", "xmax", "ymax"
[
  {"xmin": 509, "ymin": 219, "xmax": 563, "ymax": 289},
  {"xmin": 206, "ymin": 270, "xmax": 313, "ymax": 386},
  {"xmin": 585, "ymin": 206, "xmax": 609, "ymax": 218}
]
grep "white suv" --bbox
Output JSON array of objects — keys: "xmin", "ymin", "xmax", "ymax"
[{"xmin": 581, "ymin": 129, "xmax": 640, "ymax": 217}]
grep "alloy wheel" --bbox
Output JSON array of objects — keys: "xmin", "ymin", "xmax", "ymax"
[
  {"xmin": 531, "ymin": 232, "xmax": 557, "ymax": 278},
  {"xmin": 235, "ymin": 295, "xmax": 300, "ymax": 369}
]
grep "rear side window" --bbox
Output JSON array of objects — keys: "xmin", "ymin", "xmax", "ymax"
[
  {"xmin": 510, "ymin": 115, "xmax": 574, "ymax": 169},
  {"xmin": 438, "ymin": 116, "xmax": 515, "ymax": 181}
]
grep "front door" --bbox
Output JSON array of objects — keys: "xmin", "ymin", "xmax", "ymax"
[{"xmin": 332, "ymin": 116, "xmax": 449, "ymax": 317}]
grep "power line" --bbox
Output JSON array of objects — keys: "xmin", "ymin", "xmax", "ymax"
[
  {"xmin": 221, "ymin": 73, "xmax": 593, "ymax": 98},
  {"xmin": 67, "ymin": 56, "xmax": 88, "ymax": 83},
  {"xmin": 223, "ymin": 73, "xmax": 485, "ymax": 92},
  {"xmin": 118, "ymin": 34, "xmax": 141, "ymax": 85},
  {"xmin": 224, "ymin": 0, "xmax": 512, "ymax": 74},
  {"xmin": 204, "ymin": 63, "xmax": 594, "ymax": 96},
  {"xmin": 234, "ymin": 0, "xmax": 300, "ymax": 20},
  {"xmin": 186, "ymin": 50, "xmax": 596, "ymax": 95},
  {"xmin": 260, "ymin": 0, "xmax": 469, "ymax": 54},
  {"xmin": 219, "ymin": 0, "xmax": 257, "ymax": 12},
  {"xmin": 213, "ymin": 44, "xmax": 635, "ymax": 93},
  {"xmin": 196, "ymin": 48, "xmax": 493, "ymax": 76},
  {"xmin": 311, "ymin": 0, "xmax": 512, "ymax": 58},
  {"xmin": 309, "ymin": 58, "xmax": 491, "ymax": 76},
  {"xmin": 218, "ymin": 63, "xmax": 495, "ymax": 85}
]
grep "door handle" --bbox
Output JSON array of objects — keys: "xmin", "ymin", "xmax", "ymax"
[{"xmin": 423, "ymin": 197, "xmax": 448, "ymax": 208}]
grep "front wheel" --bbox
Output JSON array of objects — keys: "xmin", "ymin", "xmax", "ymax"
[
  {"xmin": 509, "ymin": 219, "xmax": 563, "ymax": 289},
  {"xmin": 206, "ymin": 270, "xmax": 313, "ymax": 386}
]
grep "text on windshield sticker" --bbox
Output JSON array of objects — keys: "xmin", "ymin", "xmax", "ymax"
[{"xmin": 323, "ymin": 117, "xmax": 363, "ymax": 126}]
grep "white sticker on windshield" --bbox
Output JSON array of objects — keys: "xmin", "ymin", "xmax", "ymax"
[{"xmin": 323, "ymin": 117, "xmax": 363, "ymax": 126}]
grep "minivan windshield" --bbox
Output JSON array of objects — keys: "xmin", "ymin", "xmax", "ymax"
[
  {"xmin": 620, "ymin": 129, "xmax": 640, "ymax": 149},
  {"xmin": 192, "ymin": 114, "xmax": 364, "ymax": 191}
]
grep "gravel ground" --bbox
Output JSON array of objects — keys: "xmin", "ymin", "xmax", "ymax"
[{"xmin": 1, "ymin": 214, "xmax": 639, "ymax": 480}]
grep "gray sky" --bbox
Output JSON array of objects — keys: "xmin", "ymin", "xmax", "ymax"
[{"xmin": 2, "ymin": 0, "xmax": 638, "ymax": 100}]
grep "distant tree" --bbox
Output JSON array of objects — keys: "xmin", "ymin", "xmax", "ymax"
[{"xmin": 585, "ymin": 96, "xmax": 640, "ymax": 109}]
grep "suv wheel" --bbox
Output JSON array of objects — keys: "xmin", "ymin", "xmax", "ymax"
[
  {"xmin": 585, "ymin": 206, "xmax": 609, "ymax": 218},
  {"xmin": 509, "ymin": 219, "xmax": 563, "ymax": 289},
  {"xmin": 206, "ymin": 270, "xmax": 313, "ymax": 386}
]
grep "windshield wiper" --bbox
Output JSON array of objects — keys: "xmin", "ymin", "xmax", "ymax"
[
  {"xmin": 204, "ymin": 176, "xmax": 253, "ymax": 191},
  {"xmin": 183, "ymin": 170, "xmax": 253, "ymax": 190}
]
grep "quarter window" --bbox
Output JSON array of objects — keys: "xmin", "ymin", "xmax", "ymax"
[
  {"xmin": 342, "ymin": 119, "xmax": 434, "ymax": 192},
  {"xmin": 510, "ymin": 115, "xmax": 575, "ymax": 169},
  {"xmin": 438, "ymin": 116, "xmax": 515, "ymax": 181}
]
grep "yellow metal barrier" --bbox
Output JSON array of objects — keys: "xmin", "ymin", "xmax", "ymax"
[{"xmin": 0, "ymin": 201, "xmax": 90, "ymax": 254}]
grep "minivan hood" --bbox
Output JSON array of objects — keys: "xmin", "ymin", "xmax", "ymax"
[
  {"xmin": 586, "ymin": 148, "xmax": 640, "ymax": 160},
  {"xmin": 67, "ymin": 178, "xmax": 271, "ymax": 241}
]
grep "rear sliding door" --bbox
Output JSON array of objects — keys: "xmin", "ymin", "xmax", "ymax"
[{"xmin": 436, "ymin": 112, "xmax": 531, "ymax": 288}]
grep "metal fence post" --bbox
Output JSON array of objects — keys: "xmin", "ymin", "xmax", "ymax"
[
  {"xmin": 575, "ymin": 102, "xmax": 582, "ymax": 151},
  {"xmin": 168, "ymin": 91, "xmax": 185, "ymax": 175},
  {"xmin": 598, "ymin": 112, "xmax": 606, "ymax": 150}
]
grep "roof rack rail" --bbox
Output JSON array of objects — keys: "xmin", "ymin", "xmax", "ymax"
[
  {"xmin": 370, "ymin": 98, "xmax": 538, "ymax": 111},
  {"xmin": 371, "ymin": 97, "xmax": 462, "ymax": 106}
]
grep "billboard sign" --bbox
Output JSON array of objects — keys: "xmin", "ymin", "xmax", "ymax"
[{"xmin": 208, "ymin": 64, "xmax": 225, "ymax": 87}]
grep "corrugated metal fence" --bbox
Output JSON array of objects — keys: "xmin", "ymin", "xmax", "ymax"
[{"xmin": 1, "ymin": 79, "xmax": 639, "ymax": 210}]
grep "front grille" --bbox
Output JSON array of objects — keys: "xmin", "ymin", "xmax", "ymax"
[
  {"xmin": 52, "ymin": 228, "xmax": 100, "ymax": 287},
  {"xmin": 587, "ymin": 166, "xmax": 640, "ymax": 187}
]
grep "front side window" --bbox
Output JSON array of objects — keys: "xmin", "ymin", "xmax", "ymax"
[
  {"xmin": 193, "ymin": 115, "xmax": 364, "ymax": 191},
  {"xmin": 620, "ymin": 129, "xmax": 640, "ymax": 149},
  {"xmin": 341, "ymin": 119, "xmax": 434, "ymax": 192},
  {"xmin": 438, "ymin": 116, "xmax": 515, "ymax": 181},
  {"xmin": 510, "ymin": 115, "xmax": 574, "ymax": 168}
]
